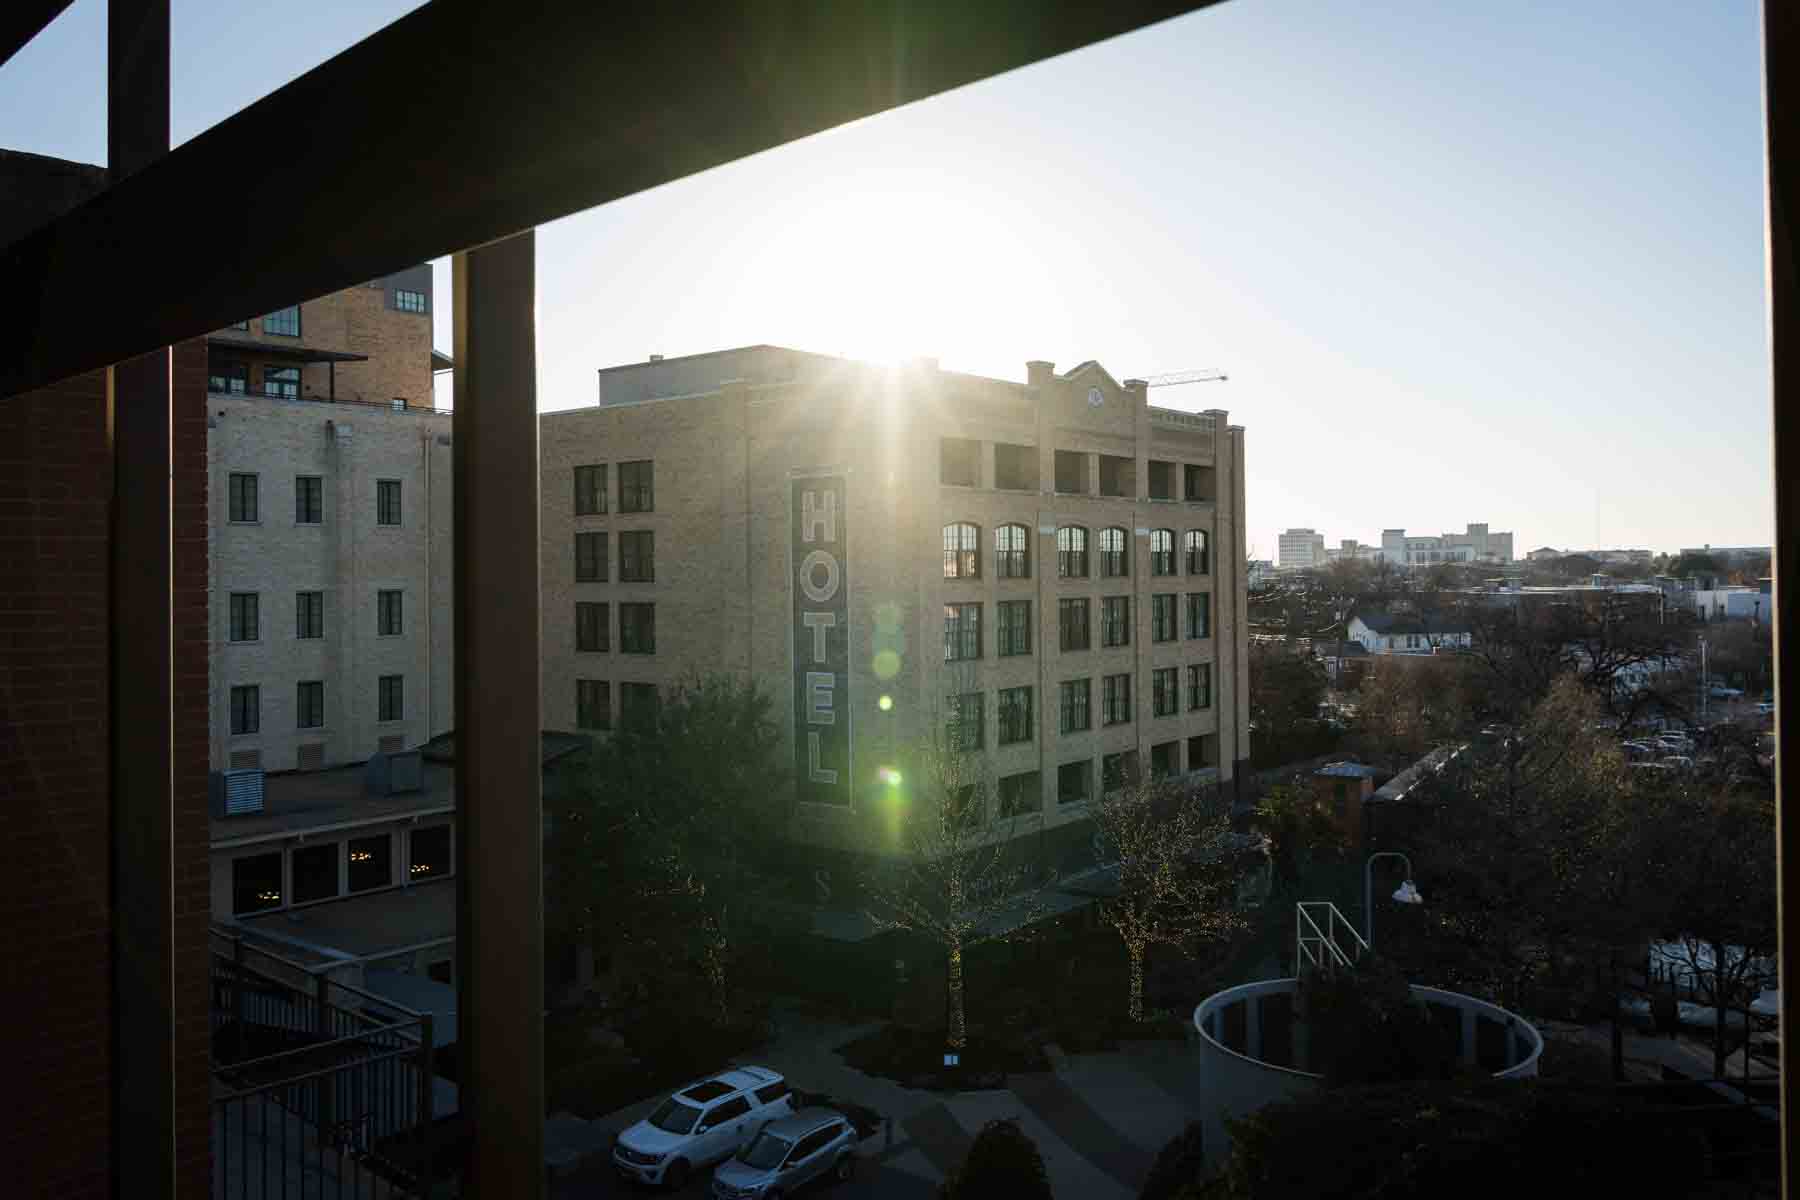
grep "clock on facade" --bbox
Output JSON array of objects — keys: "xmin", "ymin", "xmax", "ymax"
[{"xmin": 1087, "ymin": 386, "xmax": 1104, "ymax": 408}]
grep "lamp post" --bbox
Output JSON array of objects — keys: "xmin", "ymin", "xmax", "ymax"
[{"xmin": 1364, "ymin": 851, "xmax": 1424, "ymax": 950}]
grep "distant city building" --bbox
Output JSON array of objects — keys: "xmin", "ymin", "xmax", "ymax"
[
  {"xmin": 1347, "ymin": 611, "xmax": 1473, "ymax": 655},
  {"xmin": 1379, "ymin": 523, "xmax": 1513, "ymax": 566},
  {"xmin": 1278, "ymin": 527, "xmax": 1327, "ymax": 570},
  {"xmin": 1526, "ymin": 546, "xmax": 1563, "ymax": 562},
  {"xmin": 1325, "ymin": 538, "xmax": 1383, "ymax": 564},
  {"xmin": 1679, "ymin": 544, "xmax": 1773, "ymax": 568},
  {"xmin": 1688, "ymin": 579, "xmax": 1772, "ymax": 623},
  {"xmin": 1248, "ymin": 559, "xmax": 1275, "ymax": 589}
]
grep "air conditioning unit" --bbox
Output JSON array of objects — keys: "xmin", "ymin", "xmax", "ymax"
[
  {"xmin": 210, "ymin": 768, "xmax": 266, "ymax": 817},
  {"xmin": 365, "ymin": 748, "xmax": 423, "ymax": 796}
]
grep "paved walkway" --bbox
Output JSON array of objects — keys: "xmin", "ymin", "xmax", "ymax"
[{"xmin": 551, "ymin": 1005, "xmax": 1209, "ymax": 1197}]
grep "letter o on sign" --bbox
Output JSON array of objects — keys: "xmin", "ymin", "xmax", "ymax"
[{"xmin": 800, "ymin": 549, "xmax": 840, "ymax": 604}]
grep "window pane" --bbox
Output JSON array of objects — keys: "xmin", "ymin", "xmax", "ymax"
[
  {"xmin": 348, "ymin": 835, "xmax": 391, "ymax": 892},
  {"xmin": 291, "ymin": 843, "xmax": 338, "ymax": 905},
  {"xmin": 410, "ymin": 825, "xmax": 451, "ymax": 881},
  {"xmin": 232, "ymin": 853, "xmax": 283, "ymax": 914}
]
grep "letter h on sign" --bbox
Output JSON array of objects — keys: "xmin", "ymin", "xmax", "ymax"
[{"xmin": 793, "ymin": 476, "xmax": 850, "ymax": 804}]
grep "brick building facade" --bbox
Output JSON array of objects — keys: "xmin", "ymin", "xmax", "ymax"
[{"xmin": 541, "ymin": 347, "xmax": 1251, "ymax": 869}]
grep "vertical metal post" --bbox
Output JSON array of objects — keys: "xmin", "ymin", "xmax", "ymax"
[
  {"xmin": 453, "ymin": 231, "xmax": 544, "ymax": 1197},
  {"xmin": 233, "ymin": 935, "xmax": 247, "ymax": 1065},
  {"xmin": 107, "ymin": 3, "xmax": 175, "ymax": 1198},
  {"xmin": 1773, "ymin": 9, "xmax": 1800, "ymax": 1167},
  {"xmin": 417, "ymin": 1013, "xmax": 436, "ymax": 1195}
]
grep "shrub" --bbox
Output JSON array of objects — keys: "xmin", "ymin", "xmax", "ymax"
[
  {"xmin": 1296, "ymin": 956, "xmax": 1461, "ymax": 1087},
  {"xmin": 1193, "ymin": 1078, "xmax": 1711, "ymax": 1200},
  {"xmin": 1141, "ymin": 1121, "xmax": 1205, "ymax": 1200},
  {"xmin": 945, "ymin": 1118, "xmax": 1053, "ymax": 1200}
]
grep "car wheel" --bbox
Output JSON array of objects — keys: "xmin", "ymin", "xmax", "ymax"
[
  {"xmin": 834, "ymin": 1154, "xmax": 855, "ymax": 1183},
  {"xmin": 664, "ymin": 1158, "xmax": 690, "ymax": 1190}
]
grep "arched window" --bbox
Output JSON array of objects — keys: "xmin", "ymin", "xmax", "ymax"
[
  {"xmin": 1150, "ymin": 529, "xmax": 1175, "ymax": 576},
  {"xmin": 1099, "ymin": 527, "xmax": 1129, "ymax": 578},
  {"xmin": 943, "ymin": 522, "xmax": 981, "ymax": 579},
  {"xmin": 1056, "ymin": 525, "xmax": 1088, "ymax": 578},
  {"xmin": 1186, "ymin": 529, "xmax": 1210, "ymax": 575},
  {"xmin": 995, "ymin": 523, "xmax": 1030, "ymax": 579}
]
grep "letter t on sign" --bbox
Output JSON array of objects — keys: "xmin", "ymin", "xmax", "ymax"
[{"xmin": 802, "ymin": 611, "xmax": 837, "ymax": 663}]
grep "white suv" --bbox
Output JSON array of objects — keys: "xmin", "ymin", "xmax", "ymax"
[{"xmin": 612, "ymin": 1067, "xmax": 795, "ymax": 1189}]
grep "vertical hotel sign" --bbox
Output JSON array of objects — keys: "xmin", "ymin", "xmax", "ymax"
[{"xmin": 792, "ymin": 474, "xmax": 850, "ymax": 805}]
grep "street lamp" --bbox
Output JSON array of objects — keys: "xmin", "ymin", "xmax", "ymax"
[{"xmin": 1364, "ymin": 851, "xmax": 1423, "ymax": 950}]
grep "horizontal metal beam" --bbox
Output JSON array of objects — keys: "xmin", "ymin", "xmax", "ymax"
[
  {"xmin": 0, "ymin": 0, "xmax": 1213, "ymax": 399},
  {"xmin": 0, "ymin": 1, "xmax": 73, "ymax": 70}
]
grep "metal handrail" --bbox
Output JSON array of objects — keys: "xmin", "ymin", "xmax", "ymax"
[{"xmin": 1295, "ymin": 900, "xmax": 1367, "ymax": 972}]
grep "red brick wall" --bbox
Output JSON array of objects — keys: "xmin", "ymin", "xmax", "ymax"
[{"xmin": 0, "ymin": 341, "xmax": 211, "ymax": 1198}]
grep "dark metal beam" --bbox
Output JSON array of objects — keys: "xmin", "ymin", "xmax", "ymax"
[
  {"xmin": 0, "ymin": 1, "xmax": 73, "ymax": 70},
  {"xmin": 0, "ymin": 0, "xmax": 1214, "ymax": 399},
  {"xmin": 1767, "ymin": 4, "xmax": 1799, "ymax": 1193},
  {"xmin": 452, "ymin": 233, "xmax": 544, "ymax": 1196},
  {"xmin": 106, "ymin": 3, "xmax": 175, "ymax": 1197}
]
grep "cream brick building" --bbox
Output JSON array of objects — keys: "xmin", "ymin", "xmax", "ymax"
[
  {"xmin": 208, "ymin": 268, "xmax": 454, "ymax": 773},
  {"xmin": 540, "ymin": 347, "xmax": 1250, "ymax": 863}
]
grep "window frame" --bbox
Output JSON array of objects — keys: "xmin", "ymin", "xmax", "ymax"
[
  {"xmin": 1151, "ymin": 593, "xmax": 1177, "ymax": 643},
  {"xmin": 946, "ymin": 691, "xmax": 985, "ymax": 753},
  {"xmin": 1153, "ymin": 667, "xmax": 1178, "ymax": 717},
  {"xmin": 1187, "ymin": 591, "xmax": 1212, "ymax": 640},
  {"xmin": 619, "ymin": 529, "xmax": 655, "ymax": 582},
  {"xmin": 943, "ymin": 602, "xmax": 982, "ymax": 662},
  {"xmin": 1102, "ymin": 672, "xmax": 1133, "ymax": 726},
  {"xmin": 997, "ymin": 685, "xmax": 1034, "ymax": 745},
  {"xmin": 296, "ymin": 680, "xmax": 325, "ymax": 729},
  {"xmin": 295, "ymin": 475, "xmax": 323, "ymax": 524},
  {"xmin": 377, "ymin": 589, "xmax": 403, "ymax": 636},
  {"xmin": 262, "ymin": 363, "xmax": 300, "ymax": 399},
  {"xmin": 576, "ymin": 678, "xmax": 612, "ymax": 730},
  {"xmin": 228, "ymin": 592, "xmax": 259, "ymax": 642},
  {"xmin": 574, "ymin": 530, "xmax": 608, "ymax": 582},
  {"xmin": 1101, "ymin": 595, "xmax": 1131, "ymax": 648},
  {"xmin": 1187, "ymin": 663, "xmax": 1213, "ymax": 711},
  {"xmin": 576, "ymin": 600, "xmax": 610, "ymax": 652},
  {"xmin": 994, "ymin": 523, "xmax": 1030, "ymax": 578},
  {"xmin": 996, "ymin": 599, "xmax": 1031, "ymax": 657},
  {"xmin": 1150, "ymin": 528, "xmax": 1175, "ymax": 576},
  {"xmin": 1056, "ymin": 525, "xmax": 1089, "ymax": 578},
  {"xmin": 376, "ymin": 478, "xmax": 402, "ymax": 526},
  {"xmin": 262, "ymin": 305, "xmax": 301, "ymax": 337},
  {"xmin": 942, "ymin": 521, "xmax": 981, "ymax": 580},
  {"xmin": 619, "ymin": 602, "xmax": 656, "ymax": 654},
  {"xmin": 210, "ymin": 361, "xmax": 249, "ymax": 395},
  {"xmin": 296, "ymin": 590, "xmax": 324, "ymax": 640},
  {"xmin": 1057, "ymin": 759, "xmax": 1091, "ymax": 806},
  {"xmin": 1098, "ymin": 526, "xmax": 1129, "ymax": 578},
  {"xmin": 394, "ymin": 288, "xmax": 428, "ymax": 314},
  {"xmin": 574, "ymin": 463, "xmax": 608, "ymax": 515},
  {"xmin": 620, "ymin": 681, "xmax": 660, "ymax": 729},
  {"xmin": 229, "ymin": 684, "xmax": 260, "ymax": 735},
  {"xmin": 1059, "ymin": 678, "xmax": 1091, "ymax": 734},
  {"xmin": 378, "ymin": 674, "xmax": 404, "ymax": 723},
  {"xmin": 618, "ymin": 459, "xmax": 654, "ymax": 513},
  {"xmin": 1185, "ymin": 529, "xmax": 1210, "ymax": 575},
  {"xmin": 997, "ymin": 770, "xmax": 1040, "ymax": 818},
  {"xmin": 228, "ymin": 472, "xmax": 259, "ymax": 523},
  {"xmin": 1058, "ymin": 597, "xmax": 1091, "ymax": 652}
]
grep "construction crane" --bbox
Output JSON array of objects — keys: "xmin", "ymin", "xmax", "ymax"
[{"xmin": 1143, "ymin": 368, "xmax": 1228, "ymax": 388}]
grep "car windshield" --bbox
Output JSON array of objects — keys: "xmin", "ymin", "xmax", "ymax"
[
  {"xmin": 737, "ymin": 1131, "xmax": 793, "ymax": 1169},
  {"xmin": 647, "ymin": 1097, "xmax": 702, "ymax": 1134}
]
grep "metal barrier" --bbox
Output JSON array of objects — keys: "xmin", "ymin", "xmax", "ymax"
[{"xmin": 1295, "ymin": 900, "xmax": 1366, "ymax": 972}]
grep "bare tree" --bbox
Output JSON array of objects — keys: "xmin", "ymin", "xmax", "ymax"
[
  {"xmin": 861, "ymin": 687, "xmax": 1050, "ymax": 1052},
  {"xmin": 1086, "ymin": 779, "xmax": 1249, "ymax": 1021}
]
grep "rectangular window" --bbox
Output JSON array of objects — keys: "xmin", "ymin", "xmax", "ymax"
[
  {"xmin": 376, "ymin": 479, "xmax": 402, "ymax": 526},
  {"xmin": 1148, "ymin": 460, "xmax": 1175, "ymax": 501},
  {"xmin": 1102, "ymin": 672, "xmax": 1133, "ymax": 726},
  {"xmin": 296, "ymin": 680, "xmax": 325, "ymax": 729},
  {"xmin": 576, "ymin": 679, "xmax": 611, "ymax": 730},
  {"xmin": 576, "ymin": 601, "xmax": 609, "ymax": 652},
  {"xmin": 997, "ymin": 686, "xmax": 1034, "ymax": 745},
  {"xmin": 998, "ymin": 770, "xmax": 1041, "ymax": 819},
  {"xmin": 229, "ymin": 684, "xmax": 260, "ymax": 735},
  {"xmin": 291, "ymin": 843, "xmax": 339, "ymax": 905},
  {"xmin": 410, "ymin": 825, "xmax": 450, "ymax": 880},
  {"xmin": 228, "ymin": 472, "xmax": 258, "ymax": 522},
  {"xmin": 1153, "ymin": 667, "xmax": 1179, "ymax": 717},
  {"xmin": 232, "ymin": 852, "xmax": 283, "ymax": 914},
  {"xmin": 295, "ymin": 475, "xmax": 323, "ymax": 524},
  {"xmin": 575, "ymin": 531, "xmax": 608, "ymax": 582},
  {"xmin": 1152, "ymin": 594, "xmax": 1177, "ymax": 642},
  {"xmin": 228, "ymin": 592, "xmax": 259, "ymax": 642},
  {"xmin": 378, "ymin": 589, "xmax": 403, "ymax": 636},
  {"xmin": 296, "ymin": 591, "xmax": 324, "ymax": 639},
  {"xmin": 1187, "ymin": 592, "xmax": 1212, "ymax": 639},
  {"xmin": 993, "ymin": 443, "xmax": 1037, "ymax": 490},
  {"xmin": 1102, "ymin": 596, "xmax": 1131, "ymax": 648},
  {"xmin": 378, "ymin": 674, "xmax": 404, "ymax": 722},
  {"xmin": 621, "ymin": 681, "xmax": 659, "ymax": 729},
  {"xmin": 210, "ymin": 361, "xmax": 248, "ymax": 394},
  {"xmin": 263, "ymin": 305, "xmax": 301, "ymax": 337},
  {"xmin": 1184, "ymin": 464, "xmax": 1215, "ymax": 502},
  {"xmin": 574, "ymin": 464, "xmax": 607, "ymax": 515},
  {"xmin": 263, "ymin": 364, "xmax": 300, "ymax": 398},
  {"xmin": 1103, "ymin": 750, "xmax": 1139, "ymax": 792},
  {"xmin": 1054, "ymin": 450, "xmax": 1084, "ymax": 494},
  {"xmin": 620, "ymin": 602, "xmax": 655, "ymax": 653},
  {"xmin": 1057, "ymin": 760, "xmax": 1091, "ymax": 806},
  {"xmin": 946, "ymin": 691, "xmax": 984, "ymax": 753},
  {"xmin": 1058, "ymin": 598, "xmax": 1090, "ymax": 652},
  {"xmin": 1059, "ymin": 678, "xmax": 1091, "ymax": 733},
  {"xmin": 996, "ymin": 600, "xmax": 1031, "ymax": 657},
  {"xmin": 1150, "ymin": 740, "xmax": 1179, "ymax": 778},
  {"xmin": 943, "ymin": 603, "xmax": 982, "ymax": 662},
  {"xmin": 940, "ymin": 437, "xmax": 979, "ymax": 486},
  {"xmin": 1187, "ymin": 663, "xmax": 1213, "ymax": 711},
  {"xmin": 348, "ymin": 834, "xmax": 390, "ymax": 892},
  {"xmin": 619, "ymin": 530, "xmax": 655, "ymax": 582},
  {"xmin": 394, "ymin": 288, "xmax": 428, "ymax": 314},
  {"xmin": 1099, "ymin": 528, "xmax": 1129, "ymax": 577},
  {"xmin": 618, "ymin": 460, "xmax": 654, "ymax": 513}
]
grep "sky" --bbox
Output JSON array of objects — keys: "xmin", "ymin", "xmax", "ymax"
[{"xmin": 0, "ymin": 0, "xmax": 1773, "ymax": 559}]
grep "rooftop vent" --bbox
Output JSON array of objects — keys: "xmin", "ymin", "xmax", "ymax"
[
  {"xmin": 210, "ymin": 768, "xmax": 265, "ymax": 817},
  {"xmin": 366, "ymin": 748, "xmax": 423, "ymax": 795}
]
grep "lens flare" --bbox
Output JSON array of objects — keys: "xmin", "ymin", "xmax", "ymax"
[
  {"xmin": 873, "ymin": 649, "xmax": 901, "ymax": 679},
  {"xmin": 879, "ymin": 766, "xmax": 903, "ymax": 786},
  {"xmin": 878, "ymin": 694, "xmax": 893, "ymax": 712}
]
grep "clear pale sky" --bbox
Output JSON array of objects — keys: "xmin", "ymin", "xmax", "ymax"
[{"xmin": 1, "ymin": 1, "xmax": 1772, "ymax": 558}]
